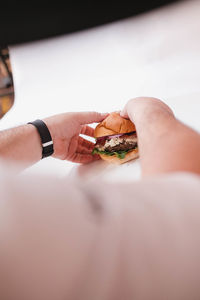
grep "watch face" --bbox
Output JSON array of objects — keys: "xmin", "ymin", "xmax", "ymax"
[{"xmin": 0, "ymin": 47, "xmax": 15, "ymax": 119}]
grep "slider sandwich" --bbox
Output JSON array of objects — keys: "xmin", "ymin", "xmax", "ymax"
[{"xmin": 93, "ymin": 112, "xmax": 139, "ymax": 164}]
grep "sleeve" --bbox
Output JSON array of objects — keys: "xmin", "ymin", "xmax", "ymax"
[
  {"xmin": 0, "ymin": 170, "xmax": 123, "ymax": 300},
  {"xmin": 95, "ymin": 173, "xmax": 200, "ymax": 300},
  {"xmin": 1, "ymin": 170, "xmax": 200, "ymax": 300}
]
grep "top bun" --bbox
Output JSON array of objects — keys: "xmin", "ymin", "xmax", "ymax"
[{"xmin": 94, "ymin": 112, "xmax": 136, "ymax": 138}]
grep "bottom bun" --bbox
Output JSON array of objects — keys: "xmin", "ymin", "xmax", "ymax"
[{"xmin": 99, "ymin": 148, "xmax": 139, "ymax": 165}]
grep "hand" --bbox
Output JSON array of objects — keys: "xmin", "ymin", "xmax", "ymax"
[
  {"xmin": 44, "ymin": 112, "xmax": 108, "ymax": 164},
  {"xmin": 120, "ymin": 97, "xmax": 200, "ymax": 177},
  {"xmin": 120, "ymin": 97, "xmax": 174, "ymax": 127}
]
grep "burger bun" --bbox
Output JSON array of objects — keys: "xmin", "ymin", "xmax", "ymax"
[{"xmin": 94, "ymin": 112, "xmax": 136, "ymax": 137}]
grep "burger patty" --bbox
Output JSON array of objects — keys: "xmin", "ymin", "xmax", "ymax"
[
  {"xmin": 96, "ymin": 133, "xmax": 137, "ymax": 152},
  {"xmin": 105, "ymin": 141, "xmax": 137, "ymax": 152}
]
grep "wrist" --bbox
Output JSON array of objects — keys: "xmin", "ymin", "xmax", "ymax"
[
  {"xmin": 27, "ymin": 124, "xmax": 44, "ymax": 160},
  {"xmin": 27, "ymin": 120, "xmax": 54, "ymax": 159}
]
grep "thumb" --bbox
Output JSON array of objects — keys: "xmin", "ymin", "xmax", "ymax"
[
  {"xmin": 77, "ymin": 112, "xmax": 109, "ymax": 125},
  {"xmin": 120, "ymin": 107, "xmax": 129, "ymax": 119}
]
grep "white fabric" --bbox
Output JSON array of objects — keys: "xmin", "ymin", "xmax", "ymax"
[
  {"xmin": 0, "ymin": 0, "xmax": 200, "ymax": 180},
  {"xmin": 1, "ymin": 170, "xmax": 200, "ymax": 299}
]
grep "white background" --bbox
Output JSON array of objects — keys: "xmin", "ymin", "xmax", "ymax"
[{"xmin": 1, "ymin": 0, "xmax": 200, "ymax": 182}]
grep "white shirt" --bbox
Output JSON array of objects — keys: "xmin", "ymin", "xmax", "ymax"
[{"xmin": 0, "ymin": 168, "xmax": 200, "ymax": 300}]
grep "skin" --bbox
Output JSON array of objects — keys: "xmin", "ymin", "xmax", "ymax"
[
  {"xmin": 0, "ymin": 111, "xmax": 108, "ymax": 169},
  {"xmin": 121, "ymin": 97, "xmax": 200, "ymax": 176},
  {"xmin": 1, "ymin": 96, "xmax": 200, "ymax": 177}
]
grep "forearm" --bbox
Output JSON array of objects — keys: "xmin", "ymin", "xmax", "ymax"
[
  {"xmin": 135, "ymin": 111, "xmax": 200, "ymax": 176},
  {"xmin": 0, "ymin": 124, "xmax": 42, "ymax": 169}
]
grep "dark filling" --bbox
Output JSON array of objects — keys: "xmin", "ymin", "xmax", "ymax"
[
  {"xmin": 96, "ymin": 131, "xmax": 137, "ymax": 146},
  {"xmin": 92, "ymin": 148, "xmax": 135, "ymax": 159},
  {"xmin": 105, "ymin": 141, "xmax": 137, "ymax": 152},
  {"xmin": 93, "ymin": 132, "xmax": 138, "ymax": 159}
]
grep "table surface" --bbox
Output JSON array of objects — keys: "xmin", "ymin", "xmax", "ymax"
[{"xmin": 1, "ymin": 0, "xmax": 200, "ymax": 182}]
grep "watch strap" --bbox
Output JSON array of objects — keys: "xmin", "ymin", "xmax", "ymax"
[{"xmin": 28, "ymin": 119, "xmax": 54, "ymax": 159}]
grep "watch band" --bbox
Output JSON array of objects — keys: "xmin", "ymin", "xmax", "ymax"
[{"xmin": 28, "ymin": 119, "xmax": 54, "ymax": 159}]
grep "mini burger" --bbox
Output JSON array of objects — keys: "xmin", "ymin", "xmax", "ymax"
[{"xmin": 92, "ymin": 112, "xmax": 139, "ymax": 164}]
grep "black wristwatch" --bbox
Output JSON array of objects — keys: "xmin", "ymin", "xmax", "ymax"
[{"xmin": 28, "ymin": 119, "xmax": 54, "ymax": 159}]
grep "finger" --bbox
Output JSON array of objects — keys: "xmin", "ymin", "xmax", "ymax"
[
  {"xmin": 76, "ymin": 112, "xmax": 109, "ymax": 125},
  {"xmin": 120, "ymin": 107, "xmax": 129, "ymax": 119},
  {"xmin": 69, "ymin": 153, "xmax": 100, "ymax": 164},
  {"xmin": 80, "ymin": 125, "xmax": 95, "ymax": 137},
  {"xmin": 78, "ymin": 136, "xmax": 95, "ymax": 150},
  {"xmin": 77, "ymin": 144, "xmax": 93, "ymax": 155}
]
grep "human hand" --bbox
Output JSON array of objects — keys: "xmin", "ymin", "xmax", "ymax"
[
  {"xmin": 120, "ymin": 97, "xmax": 174, "ymax": 127},
  {"xmin": 120, "ymin": 97, "xmax": 200, "ymax": 177},
  {"xmin": 44, "ymin": 112, "xmax": 108, "ymax": 163},
  {"xmin": 120, "ymin": 97, "xmax": 177, "ymax": 176}
]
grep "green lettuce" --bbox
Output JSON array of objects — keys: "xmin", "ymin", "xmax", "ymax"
[{"xmin": 92, "ymin": 148, "xmax": 129, "ymax": 159}]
